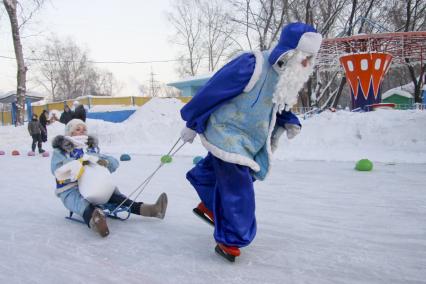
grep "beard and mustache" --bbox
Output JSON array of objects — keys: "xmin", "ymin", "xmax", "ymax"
[{"xmin": 272, "ymin": 50, "xmax": 315, "ymax": 113}]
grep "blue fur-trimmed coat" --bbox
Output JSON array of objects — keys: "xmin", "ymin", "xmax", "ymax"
[
  {"xmin": 51, "ymin": 135, "xmax": 119, "ymax": 195},
  {"xmin": 181, "ymin": 51, "xmax": 300, "ymax": 180}
]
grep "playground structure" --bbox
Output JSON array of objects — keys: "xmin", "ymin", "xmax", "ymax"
[{"xmin": 317, "ymin": 31, "xmax": 426, "ymax": 110}]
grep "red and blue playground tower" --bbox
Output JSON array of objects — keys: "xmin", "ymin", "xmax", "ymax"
[{"xmin": 339, "ymin": 52, "xmax": 393, "ymax": 111}]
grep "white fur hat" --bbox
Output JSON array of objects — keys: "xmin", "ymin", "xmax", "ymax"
[{"xmin": 65, "ymin": 119, "xmax": 87, "ymax": 136}]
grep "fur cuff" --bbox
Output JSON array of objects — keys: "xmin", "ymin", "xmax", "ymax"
[
  {"xmin": 87, "ymin": 135, "xmax": 99, "ymax": 149},
  {"xmin": 52, "ymin": 135, "xmax": 74, "ymax": 152}
]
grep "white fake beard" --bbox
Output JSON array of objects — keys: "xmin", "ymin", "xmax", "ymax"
[
  {"xmin": 65, "ymin": 135, "xmax": 88, "ymax": 149},
  {"xmin": 273, "ymin": 51, "xmax": 315, "ymax": 113}
]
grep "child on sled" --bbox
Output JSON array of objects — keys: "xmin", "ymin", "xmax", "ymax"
[{"xmin": 51, "ymin": 119, "xmax": 168, "ymax": 237}]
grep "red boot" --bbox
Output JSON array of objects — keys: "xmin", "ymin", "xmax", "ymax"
[
  {"xmin": 215, "ymin": 243, "xmax": 241, "ymax": 262},
  {"xmin": 193, "ymin": 202, "xmax": 214, "ymax": 226}
]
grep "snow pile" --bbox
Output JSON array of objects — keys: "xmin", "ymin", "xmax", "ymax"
[
  {"xmin": 88, "ymin": 105, "xmax": 139, "ymax": 112},
  {"xmin": 275, "ymin": 109, "xmax": 426, "ymax": 163},
  {"xmin": 1, "ymin": 98, "xmax": 425, "ymax": 163}
]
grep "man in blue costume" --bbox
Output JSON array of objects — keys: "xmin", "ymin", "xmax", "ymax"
[{"xmin": 180, "ymin": 22, "xmax": 322, "ymax": 262}]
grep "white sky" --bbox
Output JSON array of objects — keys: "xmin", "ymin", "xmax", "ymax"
[{"xmin": 0, "ymin": 0, "xmax": 182, "ymax": 96}]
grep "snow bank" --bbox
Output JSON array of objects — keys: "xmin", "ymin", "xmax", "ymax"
[
  {"xmin": 275, "ymin": 109, "xmax": 426, "ymax": 163},
  {"xmin": 1, "ymin": 98, "xmax": 425, "ymax": 163},
  {"xmin": 88, "ymin": 105, "xmax": 139, "ymax": 112}
]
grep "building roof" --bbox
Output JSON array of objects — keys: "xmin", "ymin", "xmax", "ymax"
[
  {"xmin": 167, "ymin": 73, "xmax": 212, "ymax": 88},
  {"xmin": 0, "ymin": 91, "xmax": 45, "ymax": 104},
  {"xmin": 382, "ymin": 89, "xmax": 413, "ymax": 100}
]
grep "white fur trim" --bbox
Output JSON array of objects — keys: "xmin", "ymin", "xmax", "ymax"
[
  {"xmin": 243, "ymin": 51, "xmax": 264, "ymax": 93},
  {"xmin": 272, "ymin": 50, "xmax": 296, "ymax": 73},
  {"xmin": 262, "ymin": 105, "xmax": 279, "ymax": 180},
  {"xmin": 199, "ymin": 135, "xmax": 260, "ymax": 172},
  {"xmin": 65, "ymin": 135, "xmax": 88, "ymax": 149},
  {"xmin": 296, "ymin": 32, "xmax": 322, "ymax": 55}
]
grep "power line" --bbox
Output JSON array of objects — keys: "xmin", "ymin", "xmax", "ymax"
[{"xmin": 0, "ymin": 54, "xmax": 185, "ymax": 65}]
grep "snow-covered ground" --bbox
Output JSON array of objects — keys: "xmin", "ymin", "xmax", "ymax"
[{"xmin": 0, "ymin": 98, "xmax": 425, "ymax": 283}]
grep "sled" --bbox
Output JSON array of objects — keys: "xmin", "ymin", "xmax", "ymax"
[{"xmin": 65, "ymin": 203, "xmax": 131, "ymax": 224}]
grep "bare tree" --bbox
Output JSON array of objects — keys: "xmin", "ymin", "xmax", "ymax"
[
  {"xmin": 168, "ymin": 0, "xmax": 203, "ymax": 77},
  {"xmin": 168, "ymin": 0, "xmax": 424, "ymax": 107},
  {"xmin": 33, "ymin": 37, "xmax": 62, "ymax": 100},
  {"xmin": 85, "ymin": 68, "xmax": 121, "ymax": 97},
  {"xmin": 2, "ymin": 0, "xmax": 44, "ymax": 125},
  {"xmin": 53, "ymin": 38, "xmax": 88, "ymax": 100},
  {"xmin": 228, "ymin": 0, "xmax": 288, "ymax": 51},
  {"xmin": 200, "ymin": 0, "xmax": 237, "ymax": 72},
  {"xmin": 378, "ymin": 0, "xmax": 426, "ymax": 102},
  {"xmin": 34, "ymin": 36, "xmax": 120, "ymax": 100},
  {"xmin": 402, "ymin": 0, "xmax": 426, "ymax": 102}
]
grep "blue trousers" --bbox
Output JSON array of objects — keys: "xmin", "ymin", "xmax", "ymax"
[{"xmin": 187, "ymin": 152, "xmax": 256, "ymax": 247}]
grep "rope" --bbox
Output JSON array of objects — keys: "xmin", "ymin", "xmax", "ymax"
[{"xmin": 110, "ymin": 138, "xmax": 185, "ymax": 215}]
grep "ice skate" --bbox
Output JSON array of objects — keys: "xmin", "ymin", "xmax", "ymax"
[
  {"xmin": 215, "ymin": 243, "xmax": 240, "ymax": 262},
  {"xmin": 193, "ymin": 202, "xmax": 214, "ymax": 226}
]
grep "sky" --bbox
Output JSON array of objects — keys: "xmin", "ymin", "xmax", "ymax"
[{"xmin": 0, "ymin": 0, "xmax": 182, "ymax": 97}]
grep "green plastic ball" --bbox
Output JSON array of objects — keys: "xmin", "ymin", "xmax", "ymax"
[
  {"xmin": 161, "ymin": 155, "xmax": 173, "ymax": 163},
  {"xmin": 355, "ymin": 159, "xmax": 373, "ymax": 171},
  {"xmin": 193, "ymin": 156, "xmax": 203, "ymax": 165}
]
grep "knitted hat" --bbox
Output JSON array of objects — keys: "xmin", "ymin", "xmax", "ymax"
[{"xmin": 65, "ymin": 119, "xmax": 87, "ymax": 136}]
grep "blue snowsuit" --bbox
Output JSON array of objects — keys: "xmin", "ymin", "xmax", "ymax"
[
  {"xmin": 51, "ymin": 141, "xmax": 138, "ymax": 225},
  {"xmin": 181, "ymin": 51, "xmax": 301, "ymax": 247}
]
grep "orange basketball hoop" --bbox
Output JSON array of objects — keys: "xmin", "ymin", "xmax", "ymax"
[
  {"xmin": 339, "ymin": 52, "xmax": 392, "ymax": 109},
  {"xmin": 316, "ymin": 31, "xmax": 426, "ymax": 110}
]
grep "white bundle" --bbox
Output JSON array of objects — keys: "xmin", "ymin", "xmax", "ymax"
[{"xmin": 78, "ymin": 163, "xmax": 116, "ymax": 205}]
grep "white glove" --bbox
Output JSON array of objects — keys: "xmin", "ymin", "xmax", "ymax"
[
  {"xmin": 285, "ymin": 123, "xmax": 301, "ymax": 139},
  {"xmin": 180, "ymin": 126, "xmax": 197, "ymax": 143},
  {"xmin": 82, "ymin": 154, "xmax": 99, "ymax": 164},
  {"xmin": 54, "ymin": 160, "xmax": 85, "ymax": 182}
]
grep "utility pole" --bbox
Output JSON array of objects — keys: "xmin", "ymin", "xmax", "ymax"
[{"xmin": 148, "ymin": 66, "xmax": 160, "ymax": 97}]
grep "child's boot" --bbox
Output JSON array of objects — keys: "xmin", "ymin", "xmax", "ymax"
[
  {"xmin": 89, "ymin": 208, "xmax": 109, "ymax": 237},
  {"xmin": 140, "ymin": 192, "xmax": 168, "ymax": 219}
]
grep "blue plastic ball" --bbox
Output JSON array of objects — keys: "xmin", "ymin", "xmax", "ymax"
[
  {"xmin": 120, "ymin": 154, "xmax": 131, "ymax": 161},
  {"xmin": 193, "ymin": 156, "xmax": 203, "ymax": 165}
]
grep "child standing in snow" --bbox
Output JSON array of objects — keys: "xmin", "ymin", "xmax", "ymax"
[
  {"xmin": 39, "ymin": 110, "xmax": 49, "ymax": 143},
  {"xmin": 180, "ymin": 22, "xmax": 322, "ymax": 261},
  {"xmin": 51, "ymin": 119, "xmax": 168, "ymax": 237},
  {"xmin": 28, "ymin": 114, "xmax": 45, "ymax": 154}
]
